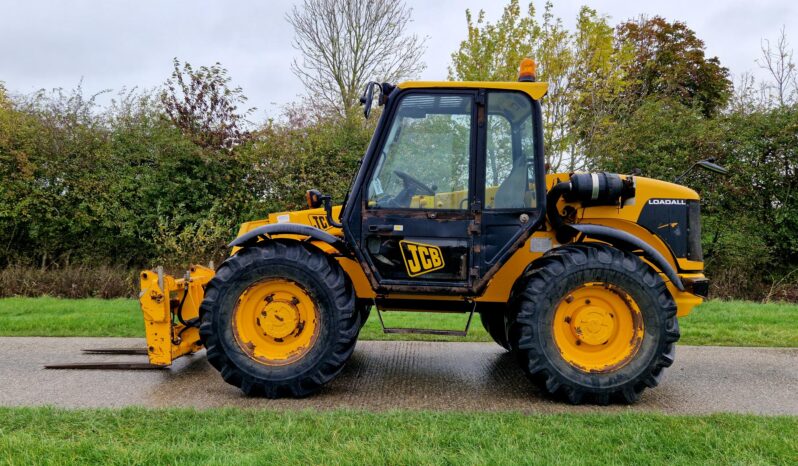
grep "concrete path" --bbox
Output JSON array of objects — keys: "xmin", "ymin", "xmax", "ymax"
[{"xmin": 0, "ymin": 337, "xmax": 796, "ymax": 414}]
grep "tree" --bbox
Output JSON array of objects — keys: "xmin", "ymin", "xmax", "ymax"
[
  {"xmin": 449, "ymin": 1, "xmax": 631, "ymax": 171},
  {"xmin": 615, "ymin": 16, "xmax": 732, "ymax": 117},
  {"xmin": 448, "ymin": 0, "xmax": 538, "ymax": 82},
  {"xmin": 160, "ymin": 59, "xmax": 254, "ymax": 151},
  {"xmin": 757, "ymin": 26, "xmax": 797, "ymax": 107},
  {"xmin": 287, "ymin": 0, "xmax": 426, "ymax": 116},
  {"xmin": 569, "ymin": 8, "xmax": 634, "ymax": 170},
  {"xmin": 0, "ymin": 82, "xmax": 8, "ymax": 109}
]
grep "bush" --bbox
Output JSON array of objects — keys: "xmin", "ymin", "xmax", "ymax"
[
  {"xmin": 588, "ymin": 96, "xmax": 798, "ymax": 300},
  {"xmin": 0, "ymin": 265, "xmax": 138, "ymax": 298}
]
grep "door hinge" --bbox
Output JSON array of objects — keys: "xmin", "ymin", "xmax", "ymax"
[
  {"xmin": 475, "ymin": 89, "xmax": 486, "ymax": 105},
  {"xmin": 468, "ymin": 222, "xmax": 480, "ymax": 235}
]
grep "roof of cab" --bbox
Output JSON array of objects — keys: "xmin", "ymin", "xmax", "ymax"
[{"xmin": 397, "ymin": 81, "xmax": 548, "ymax": 100}]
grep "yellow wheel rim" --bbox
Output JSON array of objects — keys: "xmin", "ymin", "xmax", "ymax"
[
  {"xmin": 552, "ymin": 282, "xmax": 645, "ymax": 373},
  {"xmin": 232, "ymin": 278, "xmax": 319, "ymax": 366}
]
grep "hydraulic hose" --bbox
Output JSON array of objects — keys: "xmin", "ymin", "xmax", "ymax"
[{"xmin": 546, "ymin": 181, "xmax": 572, "ymax": 233}]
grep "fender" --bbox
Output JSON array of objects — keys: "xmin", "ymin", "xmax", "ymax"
[
  {"xmin": 571, "ymin": 223, "xmax": 684, "ymax": 291},
  {"xmin": 229, "ymin": 223, "xmax": 352, "ymax": 257}
]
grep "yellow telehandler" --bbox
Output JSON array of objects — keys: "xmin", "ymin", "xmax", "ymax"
[{"xmin": 136, "ymin": 59, "xmax": 710, "ymax": 404}]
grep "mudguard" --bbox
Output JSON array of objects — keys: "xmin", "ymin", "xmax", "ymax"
[
  {"xmin": 571, "ymin": 223, "xmax": 684, "ymax": 291},
  {"xmin": 229, "ymin": 222, "xmax": 351, "ymax": 257}
]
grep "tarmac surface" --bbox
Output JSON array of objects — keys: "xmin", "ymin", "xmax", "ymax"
[{"xmin": 0, "ymin": 337, "xmax": 796, "ymax": 414}]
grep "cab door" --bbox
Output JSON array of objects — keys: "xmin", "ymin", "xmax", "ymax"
[
  {"xmin": 477, "ymin": 90, "xmax": 545, "ymax": 275},
  {"xmin": 352, "ymin": 90, "xmax": 478, "ymax": 293}
]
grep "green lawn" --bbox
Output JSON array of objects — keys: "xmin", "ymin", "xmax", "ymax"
[
  {"xmin": 0, "ymin": 296, "xmax": 797, "ymax": 347},
  {"xmin": 0, "ymin": 407, "xmax": 796, "ymax": 465}
]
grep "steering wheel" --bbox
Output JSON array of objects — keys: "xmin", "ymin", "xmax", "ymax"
[{"xmin": 393, "ymin": 170, "xmax": 436, "ymax": 196}]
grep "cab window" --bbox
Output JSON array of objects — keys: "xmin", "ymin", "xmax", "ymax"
[
  {"xmin": 485, "ymin": 92, "xmax": 536, "ymax": 210},
  {"xmin": 367, "ymin": 93, "xmax": 473, "ymax": 210}
]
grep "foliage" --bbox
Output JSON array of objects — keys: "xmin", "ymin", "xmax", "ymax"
[
  {"xmin": 0, "ymin": 266, "xmax": 137, "ymax": 299},
  {"xmin": 161, "ymin": 58, "xmax": 254, "ymax": 150},
  {"xmin": 615, "ymin": 16, "xmax": 732, "ymax": 117},
  {"xmin": 449, "ymin": 1, "xmax": 633, "ymax": 171},
  {"xmin": 589, "ymin": 95, "xmax": 798, "ymax": 298},
  {"xmin": 756, "ymin": 25, "xmax": 798, "ymax": 107},
  {"xmin": 243, "ymin": 109, "xmax": 376, "ymax": 214},
  {"xmin": 448, "ymin": 0, "xmax": 538, "ymax": 82},
  {"xmin": 0, "ymin": 84, "xmax": 249, "ymax": 268},
  {"xmin": 287, "ymin": 0, "xmax": 426, "ymax": 116}
]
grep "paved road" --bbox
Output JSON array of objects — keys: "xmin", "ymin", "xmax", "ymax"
[{"xmin": 0, "ymin": 337, "xmax": 796, "ymax": 414}]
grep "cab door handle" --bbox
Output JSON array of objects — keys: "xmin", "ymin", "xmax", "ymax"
[{"xmin": 368, "ymin": 224, "xmax": 394, "ymax": 233}]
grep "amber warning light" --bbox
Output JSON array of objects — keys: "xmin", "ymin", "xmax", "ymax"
[{"xmin": 518, "ymin": 58, "xmax": 536, "ymax": 82}]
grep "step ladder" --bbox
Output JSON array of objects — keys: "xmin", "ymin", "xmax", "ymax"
[{"xmin": 375, "ymin": 302, "xmax": 476, "ymax": 337}]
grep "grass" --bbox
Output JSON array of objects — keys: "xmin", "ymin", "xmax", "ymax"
[
  {"xmin": 0, "ymin": 296, "xmax": 797, "ymax": 347},
  {"xmin": 0, "ymin": 407, "xmax": 796, "ymax": 465},
  {"xmin": 0, "ymin": 297, "xmax": 140, "ymax": 337},
  {"xmin": 675, "ymin": 300, "xmax": 798, "ymax": 347}
]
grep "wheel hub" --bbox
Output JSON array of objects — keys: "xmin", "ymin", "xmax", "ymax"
[
  {"xmin": 259, "ymin": 299, "xmax": 301, "ymax": 340},
  {"xmin": 232, "ymin": 278, "xmax": 319, "ymax": 365},
  {"xmin": 552, "ymin": 283, "xmax": 644, "ymax": 373},
  {"xmin": 572, "ymin": 304, "xmax": 615, "ymax": 346}
]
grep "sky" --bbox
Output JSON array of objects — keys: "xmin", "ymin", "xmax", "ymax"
[{"xmin": 1, "ymin": 0, "xmax": 796, "ymax": 120}]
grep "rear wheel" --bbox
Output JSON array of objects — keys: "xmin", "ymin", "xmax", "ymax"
[
  {"xmin": 509, "ymin": 244, "xmax": 679, "ymax": 404},
  {"xmin": 199, "ymin": 241, "xmax": 360, "ymax": 397},
  {"xmin": 479, "ymin": 306, "xmax": 510, "ymax": 350}
]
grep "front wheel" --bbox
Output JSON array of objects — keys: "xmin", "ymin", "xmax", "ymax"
[
  {"xmin": 509, "ymin": 244, "xmax": 679, "ymax": 404},
  {"xmin": 199, "ymin": 241, "xmax": 360, "ymax": 398}
]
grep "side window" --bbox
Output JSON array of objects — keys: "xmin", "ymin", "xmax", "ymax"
[
  {"xmin": 367, "ymin": 93, "xmax": 473, "ymax": 210},
  {"xmin": 485, "ymin": 92, "xmax": 536, "ymax": 210}
]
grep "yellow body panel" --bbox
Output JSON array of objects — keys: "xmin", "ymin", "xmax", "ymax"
[{"xmin": 398, "ymin": 80, "xmax": 549, "ymax": 100}]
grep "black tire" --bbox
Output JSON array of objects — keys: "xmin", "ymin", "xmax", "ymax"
[
  {"xmin": 357, "ymin": 302, "xmax": 372, "ymax": 329},
  {"xmin": 479, "ymin": 306, "xmax": 510, "ymax": 350},
  {"xmin": 199, "ymin": 241, "xmax": 360, "ymax": 398},
  {"xmin": 509, "ymin": 244, "xmax": 679, "ymax": 404}
]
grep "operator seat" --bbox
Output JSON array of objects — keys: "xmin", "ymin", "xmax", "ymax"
[{"xmin": 493, "ymin": 157, "xmax": 528, "ymax": 209}]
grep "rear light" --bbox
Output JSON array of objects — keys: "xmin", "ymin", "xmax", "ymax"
[{"xmin": 683, "ymin": 276, "xmax": 710, "ymax": 298}]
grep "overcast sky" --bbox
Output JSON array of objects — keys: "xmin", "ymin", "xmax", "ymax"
[{"xmin": 1, "ymin": 0, "xmax": 795, "ymax": 119}]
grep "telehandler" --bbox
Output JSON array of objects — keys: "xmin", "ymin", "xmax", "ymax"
[{"xmin": 136, "ymin": 59, "xmax": 709, "ymax": 404}]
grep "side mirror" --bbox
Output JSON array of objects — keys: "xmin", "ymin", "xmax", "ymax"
[
  {"xmin": 674, "ymin": 158, "xmax": 729, "ymax": 184},
  {"xmin": 359, "ymin": 82, "xmax": 382, "ymax": 118},
  {"xmin": 696, "ymin": 158, "xmax": 729, "ymax": 175}
]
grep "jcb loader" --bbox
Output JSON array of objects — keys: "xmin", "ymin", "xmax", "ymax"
[{"xmin": 137, "ymin": 59, "xmax": 709, "ymax": 404}]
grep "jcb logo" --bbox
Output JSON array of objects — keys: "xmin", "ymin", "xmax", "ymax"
[
  {"xmin": 309, "ymin": 215, "xmax": 331, "ymax": 230},
  {"xmin": 399, "ymin": 240, "xmax": 445, "ymax": 277}
]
